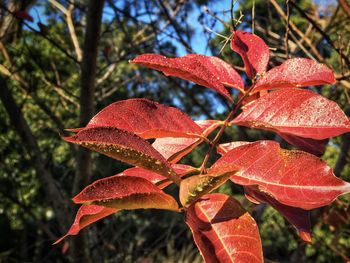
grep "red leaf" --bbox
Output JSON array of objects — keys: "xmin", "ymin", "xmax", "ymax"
[
  {"xmin": 245, "ymin": 187, "xmax": 312, "ymax": 243},
  {"xmin": 179, "ymin": 165, "xmax": 238, "ymax": 207},
  {"xmin": 217, "ymin": 141, "xmax": 254, "ymax": 155},
  {"xmin": 82, "ymin": 99, "xmax": 203, "ymax": 139},
  {"xmin": 232, "ymin": 89, "xmax": 350, "ymax": 140},
  {"xmin": 73, "ymin": 176, "xmax": 179, "ymax": 211},
  {"xmin": 64, "ymin": 127, "xmax": 180, "ymax": 183},
  {"xmin": 13, "ymin": 11, "xmax": 33, "ymax": 22},
  {"xmin": 152, "ymin": 137, "xmax": 200, "ymax": 163},
  {"xmin": 120, "ymin": 164, "xmax": 196, "ymax": 189},
  {"xmin": 186, "ymin": 193, "xmax": 263, "ymax": 263},
  {"xmin": 279, "ymin": 133, "xmax": 328, "ymax": 156},
  {"xmin": 152, "ymin": 120, "xmax": 222, "ymax": 163},
  {"xmin": 53, "ymin": 204, "xmax": 117, "ymax": 244},
  {"xmin": 131, "ymin": 54, "xmax": 245, "ymax": 101},
  {"xmin": 254, "ymin": 58, "xmax": 335, "ymax": 92},
  {"xmin": 213, "ymin": 140, "xmax": 350, "ymax": 210},
  {"xmin": 231, "ymin": 30, "xmax": 269, "ymax": 79}
]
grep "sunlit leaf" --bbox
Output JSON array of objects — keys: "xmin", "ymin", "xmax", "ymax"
[
  {"xmin": 213, "ymin": 140, "xmax": 350, "ymax": 209},
  {"xmin": 80, "ymin": 99, "xmax": 203, "ymax": 139},
  {"xmin": 232, "ymin": 89, "xmax": 350, "ymax": 140},
  {"xmin": 132, "ymin": 54, "xmax": 245, "ymax": 101},
  {"xmin": 231, "ymin": 30, "xmax": 269, "ymax": 79},
  {"xmin": 53, "ymin": 204, "xmax": 117, "ymax": 244},
  {"xmin": 186, "ymin": 193, "xmax": 263, "ymax": 263},
  {"xmin": 254, "ymin": 58, "xmax": 335, "ymax": 92}
]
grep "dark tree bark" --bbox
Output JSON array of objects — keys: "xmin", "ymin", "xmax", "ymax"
[{"xmin": 71, "ymin": 1, "xmax": 105, "ymax": 262}]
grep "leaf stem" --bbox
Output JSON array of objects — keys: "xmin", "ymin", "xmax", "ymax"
[{"xmin": 200, "ymin": 84, "xmax": 256, "ymax": 173}]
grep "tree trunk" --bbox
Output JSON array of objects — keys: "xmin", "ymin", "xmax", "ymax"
[{"xmin": 71, "ymin": 0, "xmax": 105, "ymax": 262}]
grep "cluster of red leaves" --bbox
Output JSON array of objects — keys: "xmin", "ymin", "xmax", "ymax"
[{"xmin": 57, "ymin": 30, "xmax": 350, "ymax": 262}]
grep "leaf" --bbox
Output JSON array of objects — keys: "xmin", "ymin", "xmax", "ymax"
[
  {"xmin": 53, "ymin": 204, "xmax": 117, "ymax": 244},
  {"xmin": 64, "ymin": 127, "xmax": 180, "ymax": 183},
  {"xmin": 179, "ymin": 165, "xmax": 238, "ymax": 207},
  {"xmin": 152, "ymin": 120, "xmax": 222, "ymax": 163},
  {"xmin": 217, "ymin": 141, "xmax": 254, "ymax": 155},
  {"xmin": 81, "ymin": 99, "xmax": 203, "ymax": 139},
  {"xmin": 186, "ymin": 193, "xmax": 263, "ymax": 263},
  {"xmin": 279, "ymin": 133, "xmax": 328, "ymax": 157},
  {"xmin": 213, "ymin": 140, "xmax": 350, "ymax": 210},
  {"xmin": 73, "ymin": 176, "xmax": 179, "ymax": 211},
  {"xmin": 254, "ymin": 58, "xmax": 335, "ymax": 92},
  {"xmin": 232, "ymin": 89, "xmax": 350, "ymax": 140},
  {"xmin": 120, "ymin": 164, "xmax": 196, "ymax": 189},
  {"xmin": 231, "ymin": 30, "xmax": 269, "ymax": 79},
  {"xmin": 152, "ymin": 137, "xmax": 200, "ymax": 163},
  {"xmin": 245, "ymin": 187, "xmax": 312, "ymax": 243},
  {"xmin": 13, "ymin": 11, "xmax": 34, "ymax": 22},
  {"xmin": 131, "ymin": 54, "xmax": 245, "ymax": 101}
]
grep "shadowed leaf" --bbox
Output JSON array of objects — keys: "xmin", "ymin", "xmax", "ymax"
[
  {"xmin": 73, "ymin": 176, "xmax": 179, "ymax": 211},
  {"xmin": 231, "ymin": 30, "xmax": 269, "ymax": 79},
  {"xmin": 213, "ymin": 140, "xmax": 350, "ymax": 210},
  {"xmin": 64, "ymin": 127, "xmax": 180, "ymax": 183},
  {"xmin": 245, "ymin": 186, "xmax": 312, "ymax": 243},
  {"xmin": 179, "ymin": 165, "xmax": 238, "ymax": 207},
  {"xmin": 279, "ymin": 133, "xmax": 328, "ymax": 157},
  {"xmin": 186, "ymin": 193, "xmax": 263, "ymax": 263}
]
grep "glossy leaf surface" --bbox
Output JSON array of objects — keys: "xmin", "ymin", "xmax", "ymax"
[
  {"xmin": 83, "ymin": 99, "xmax": 202, "ymax": 138},
  {"xmin": 254, "ymin": 58, "xmax": 335, "ymax": 92},
  {"xmin": 245, "ymin": 187, "xmax": 311, "ymax": 243},
  {"xmin": 153, "ymin": 120, "xmax": 222, "ymax": 163},
  {"xmin": 73, "ymin": 176, "xmax": 179, "ymax": 211},
  {"xmin": 231, "ymin": 30, "xmax": 269, "ymax": 79},
  {"xmin": 54, "ymin": 204, "xmax": 117, "ymax": 244},
  {"xmin": 179, "ymin": 165, "xmax": 238, "ymax": 207},
  {"xmin": 132, "ymin": 54, "xmax": 245, "ymax": 101},
  {"xmin": 186, "ymin": 194, "xmax": 263, "ymax": 263},
  {"xmin": 64, "ymin": 127, "xmax": 179, "ymax": 182},
  {"xmin": 213, "ymin": 140, "xmax": 350, "ymax": 209},
  {"xmin": 233, "ymin": 89, "xmax": 350, "ymax": 140}
]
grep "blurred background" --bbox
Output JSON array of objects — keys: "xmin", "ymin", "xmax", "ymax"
[{"xmin": 0, "ymin": 0, "xmax": 349, "ymax": 262}]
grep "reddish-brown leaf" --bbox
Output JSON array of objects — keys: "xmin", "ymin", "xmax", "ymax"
[
  {"xmin": 254, "ymin": 58, "xmax": 335, "ymax": 92},
  {"xmin": 73, "ymin": 176, "xmax": 179, "ymax": 211},
  {"xmin": 152, "ymin": 120, "xmax": 222, "ymax": 163},
  {"xmin": 81, "ymin": 99, "xmax": 203, "ymax": 139},
  {"xmin": 231, "ymin": 30, "xmax": 269, "ymax": 79},
  {"xmin": 131, "ymin": 54, "xmax": 245, "ymax": 101},
  {"xmin": 245, "ymin": 187, "xmax": 312, "ymax": 243},
  {"xmin": 179, "ymin": 165, "xmax": 238, "ymax": 207},
  {"xmin": 120, "ymin": 164, "xmax": 196, "ymax": 189},
  {"xmin": 53, "ymin": 204, "xmax": 117, "ymax": 244},
  {"xmin": 213, "ymin": 140, "xmax": 350, "ymax": 210},
  {"xmin": 63, "ymin": 127, "xmax": 180, "ymax": 183},
  {"xmin": 232, "ymin": 89, "xmax": 350, "ymax": 140},
  {"xmin": 186, "ymin": 193, "xmax": 263, "ymax": 263},
  {"xmin": 279, "ymin": 133, "xmax": 328, "ymax": 157},
  {"xmin": 13, "ymin": 11, "xmax": 34, "ymax": 22}
]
